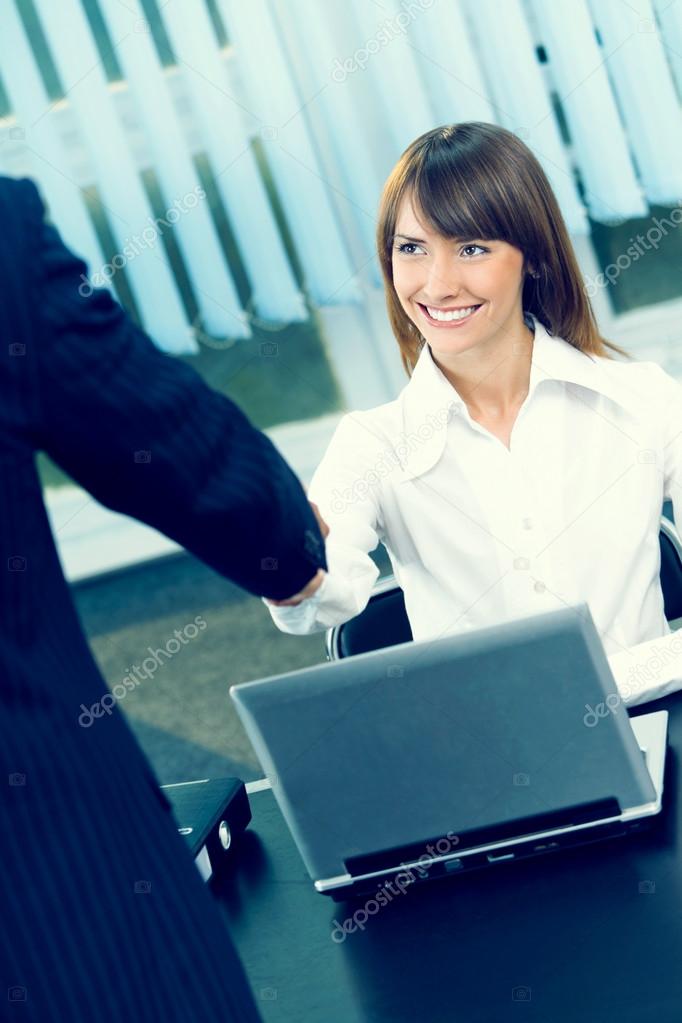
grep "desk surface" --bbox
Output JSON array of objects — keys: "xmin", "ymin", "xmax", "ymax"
[{"xmin": 214, "ymin": 692, "xmax": 682, "ymax": 1023}]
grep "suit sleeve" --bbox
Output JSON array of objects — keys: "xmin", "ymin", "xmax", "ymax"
[
  {"xmin": 22, "ymin": 178, "xmax": 326, "ymax": 599},
  {"xmin": 264, "ymin": 413, "xmax": 383, "ymax": 634}
]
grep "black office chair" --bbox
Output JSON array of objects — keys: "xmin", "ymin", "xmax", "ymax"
[
  {"xmin": 325, "ymin": 515, "xmax": 682, "ymax": 661},
  {"xmin": 660, "ymin": 515, "xmax": 682, "ymax": 620}
]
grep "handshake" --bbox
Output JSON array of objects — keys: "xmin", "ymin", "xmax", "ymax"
[{"xmin": 267, "ymin": 501, "xmax": 329, "ymax": 607}]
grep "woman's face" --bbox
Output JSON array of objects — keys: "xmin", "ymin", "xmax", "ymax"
[{"xmin": 391, "ymin": 194, "xmax": 528, "ymax": 358}]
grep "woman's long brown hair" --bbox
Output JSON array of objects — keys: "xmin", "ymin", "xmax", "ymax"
[{"xmin": 376, "ymin": 122, "xmax": 629, "ymax": 376}]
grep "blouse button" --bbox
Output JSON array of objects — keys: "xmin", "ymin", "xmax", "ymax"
[
  {"xmin": 522, "ymin": 517, "xmax": 533, "ymax": 530},
  {"xmin": 533, "ymin": 581, "xmax": 546, "ymax": 593}
]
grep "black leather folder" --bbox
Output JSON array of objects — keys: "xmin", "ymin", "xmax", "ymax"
[{"xmin": 161, "ymin": 777, "xmax": 251, "ymax": 882}]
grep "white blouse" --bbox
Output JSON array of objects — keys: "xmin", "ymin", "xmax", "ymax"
[{"xmin": 265, "ymin": 314, "xmax": 682, "ymax": 702}]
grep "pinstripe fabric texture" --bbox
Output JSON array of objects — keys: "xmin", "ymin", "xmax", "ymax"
[{"xmin": 0, "ymin": 177, "xmax": 326, "ymax": 1022}]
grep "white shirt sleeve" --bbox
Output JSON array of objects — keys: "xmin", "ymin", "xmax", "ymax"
[
  {"xmin": 263, "ymin": 413, "xmax": 384, "ymax": 635},
  {"xmin": 605, "ymin": 364, "xmax": 682, "ymax": 706},
  {"xmin": 607, "ymin": 629, "xmax": 682, "ymax": 707}
]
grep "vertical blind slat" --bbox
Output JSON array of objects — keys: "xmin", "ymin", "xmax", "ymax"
[
  {"xmin": 0, "ymin": 1, "xmax": 106, "ymax": 281},
  {"xmin": 158, "ymin": 0, "xmax": 307, "ymax": 324},
  {"xmin": 97, "ymin": 0, "xmax": 250, "ymax": 340},
  {"xmin": 408, "ymin": 0, "xmax": 497, "ymax": 125},
  {"xmin": 654, "ymin": 0, "xmax": 682, "ymax": 103},
  {"xmin": 32, "ymin": 0, "xmax": 195, "ymax": 354},
  {"xmin": 462, "ymin": 0, "xmax": 588, "ymax": 234},
  {"xmin": 279, "ymin": 0, "xmax": 388, "ymax": 285},
  {"xmin": 588, "ymin": 0, "xmax": 682, "ymax": 205},
  {"xmin": 4, "ymin": 0, "xmax": 680, "ymax": 374},
  {"xmin": 218, "ymin": 0, "xmax": 361, "ymax": 306},
  {"xmin": 348, "ymin": 0, "xmax": 437, "ymax": 153},
  {"xmin": 530, "ymin": 0, "xmax": 647, "ymax": 223}
]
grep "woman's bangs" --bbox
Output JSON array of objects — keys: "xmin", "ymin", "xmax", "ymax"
[{"xmin": 410, "ymin": 153, "xmax": 512, "ymax": 244}]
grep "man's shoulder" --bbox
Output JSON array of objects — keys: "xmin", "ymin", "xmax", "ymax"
[
  {"xmin": 0, "ymin": 176, "xmax": 44, "ymax": 262},
  {"xmin": 0, "ymin": 175, "xmax": 40, "ymax": 213}
]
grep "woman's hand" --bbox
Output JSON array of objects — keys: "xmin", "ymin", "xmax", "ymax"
[{"xmin": 309, "ymin": 500, "xmax": 329, "ymax": 539}]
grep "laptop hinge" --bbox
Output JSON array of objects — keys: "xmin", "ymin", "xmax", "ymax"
[{"xmin": 344, "ymin": 798, "xmax": 621, "ymax": 874}]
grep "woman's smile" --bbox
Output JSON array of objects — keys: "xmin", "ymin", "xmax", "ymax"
[{"xmin": 416, "ymin": 301, "xmax": 484, "ymax": 328}]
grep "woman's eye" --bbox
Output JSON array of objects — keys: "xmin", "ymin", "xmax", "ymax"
[
  {"xmin": 394, "ymin": 241, "xmax": 487, "ymax": 256},
  {"xmin": 395, "ymin": 242, "xmax": 425, "ymax": 255}
]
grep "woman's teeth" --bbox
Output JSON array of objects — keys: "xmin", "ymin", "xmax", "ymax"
[{"xmin": 426, "ymin": 304, "xmax": 479, "ymax": 322}]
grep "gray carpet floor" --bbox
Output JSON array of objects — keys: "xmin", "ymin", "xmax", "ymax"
[{"xmin": 72, "ymin": 546, "xmax": 390, "ymax": 786}]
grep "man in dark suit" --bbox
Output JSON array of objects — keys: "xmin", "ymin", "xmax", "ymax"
[{"xmin": 0, "ymin": 176, "xmax": 327, "ymax": 1022}]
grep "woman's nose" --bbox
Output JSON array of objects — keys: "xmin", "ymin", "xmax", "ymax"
[{"xmin": 423, "ymin": 256, "xmax": 461, "ymax": 302}]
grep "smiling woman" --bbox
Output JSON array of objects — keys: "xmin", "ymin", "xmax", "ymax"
[
  {"xmin": 264, "ymin": 122, "xmax": 682, "ymax": 681},
  {"xmin": 376, "ymin": 122, "xmax": 628, "ymax": 380},
  {"xmin": 373, "ymin": 123, "xmax": 638, "ymax": 431}
]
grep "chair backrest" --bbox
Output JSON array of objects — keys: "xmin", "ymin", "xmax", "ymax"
[
  {"xmin": 660, "ymin": 515, "xmax": 682, "ymax": 622},
  {"xmin": 324, "ymin": 575, "xmax": 411, "ymax": 660},
  {"xmin": 326, "ymin": 515, "xmax": 682, "ymax": 660}
]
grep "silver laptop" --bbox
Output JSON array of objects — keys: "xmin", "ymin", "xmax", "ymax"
[{"xmin": 231, "ymin": 604, "xmax": 667, "ymax": 899}]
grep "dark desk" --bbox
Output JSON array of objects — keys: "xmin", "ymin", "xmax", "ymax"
[{"xmin": 214, "ymin": 692, "xmax": 682, "ymax": 1023}]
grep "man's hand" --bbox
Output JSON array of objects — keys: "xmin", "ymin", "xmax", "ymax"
[{"xmin": 267, "ymin": 501, "xmax": 329, "ymax": 606}]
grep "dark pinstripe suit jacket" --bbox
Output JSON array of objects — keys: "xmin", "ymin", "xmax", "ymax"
[{"xmin": 0, "ymin": 177, "xmax": 327, "ymax": 1022}]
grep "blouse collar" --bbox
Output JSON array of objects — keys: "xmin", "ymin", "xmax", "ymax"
[{"xmin": 396, "ymin": 313, "xmax": 641, "ymax": 481}]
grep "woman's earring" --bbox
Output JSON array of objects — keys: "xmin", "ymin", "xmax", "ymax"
[{"xmin": 530, "ymin": 268, "xmax": 541, "ymax": 279}]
